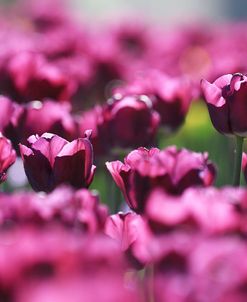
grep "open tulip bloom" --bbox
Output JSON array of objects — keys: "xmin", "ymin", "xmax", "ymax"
[
  {"xmin": 19, "ymin": 132, "xmax": 96, "ymax": 192},
  {"xmin": 106, "ymin": 146, "xmax": 216, "ymax": 213}
]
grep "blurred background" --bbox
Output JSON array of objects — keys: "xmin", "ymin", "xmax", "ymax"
[
  {"xmin": 73, "ymin": 0, "xmax": 247, "ymax": 24},
  {"xmin": 1, "ymin": 0, "xmax": 247, "ymax": 23}
]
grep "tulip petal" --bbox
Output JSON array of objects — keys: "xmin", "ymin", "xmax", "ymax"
[
  {"xmin": 56, "ymin": 137, "xmax": 94, "ymax": 181},
  {"xmin": 20, "ymin": 143, "xmax": 53, "ymax": 192},
  {"xmin": 201, "ymin": 79, "xmax": 225, "ymax": 107},
  {"xmin": 31, "ymin": 134, "xmax": 68, "ymax": 166}
]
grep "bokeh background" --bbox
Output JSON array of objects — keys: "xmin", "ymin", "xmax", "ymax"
[
  {"xmin": 1, "ymin": 0, "xmax": 247, "ymax": 23},
  {"xmin": 73, "ymin": 0, "xmax": 247, "ymax": 24}
]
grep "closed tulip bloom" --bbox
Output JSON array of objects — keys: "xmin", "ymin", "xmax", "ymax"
[
  {"xmin": 0, "ymin": 133, "xmax": 16, "ymax": 183},
  {"xmin": 19, "ymin": 132, "xmax": 95, "ymax": 192},
  {"xmin": 106, "ymin": 146, "xmax": 216, "ymax": 213},
  {"xmin": 201, "ymin": 73, "xmax": 247, "ymax": 136},
  {"xmin": 106, "ymin": 94, "xmax": 160, "ymax": 149}
]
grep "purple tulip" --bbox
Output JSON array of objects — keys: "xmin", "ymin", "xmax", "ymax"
[
  {"xmin": 0, "ymin": 226, "xmax": 138, "ymax": 302},
  {"xmin": 106, "ymin": 146, "xmax": 216, "ymax": 213},
  {"xmin": 16, "ymin": 100, "xmax": 77, "ymax": 143},
  {"xmin": 79, "ymin": 94, "xmax": 160, "ymax": 156},
  {"xmin": 105, "ymin": 212, "xmax": 152, "ymax": 268},
  {"xmin": 114, "ymin": 71, "xmax": 193, "ymax": 129},
  {"xmin": 0, "ymin": 186, "xmax": 108, "ymax": 233},
  {"xmin": 201, "ymin": 73, "xmax": 247, "ymax": 136},
  {"xmin": 19, "ymin": 132, "xmax": 95, "ymax": 192},
  {"xmin": 7, "ymin": 51, "xmax": 76, "ymax": 102},
  {"xmin": 145, "ymin": 187, "xmax": 242, "ymax": 235},
  {"xmin": 0, "ymin": 133, "xmax": 16, "ymax": 183},
  {"xmin": 151, "ymin": 234, "xmax": 247, "ymax": 302},
  {"xmin": 106, "ymin": 94, "xmax": 160, "ymax": 149}
]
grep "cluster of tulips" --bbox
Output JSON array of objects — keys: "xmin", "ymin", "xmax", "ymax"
[{"xmin": 2, "ymin": 0, "xmax": 247, "ymax": 301}]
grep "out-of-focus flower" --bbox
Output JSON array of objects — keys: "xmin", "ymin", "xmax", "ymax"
[
  {"xmin": 105, "ymin": 212, "xmax": 144, "ymax": 251},
  {"xmin": 0, "ymin": 186, "xmax": 108, "ymax": 233},
  {"xmin": 114, "ymin": 71, "xmax": 193, "ymax": 130},
  {"xmin": 78, "ymin": 105, "xmax": 111, "ymax": 157},
  {"xmin": 0, "ymin": 96, "xmax": 17, "ymax": 133},
  {"xmin": 7, "ymin": 51, "xmax": 76, "ymax": 102},
  {"xmin": 14, "ymin": 100, "xmax": 77, "ymax": 144},
  {"xmin": 0, "ymin": 227, "xmax": 138, "ymax": 302},
  {"xmin": 149, "ymin": 234, "xmax": 247, "ymax": 302},
  {"xmin": 201, "ymin": 73, "xmax": 247, "ymax": 136},
  {"xmin": 17, "ymin": 274, "xmax": 144, "ymax": 302},
  {"xmin": 106, "ymin": 146, "xmax": 216, "ymax": 213},
  {"xmin": 145, "ymin": 187, "xmax": 242, "ymax": 235},
  {"xmin": 19, "ymin": 132, "xmax": 95, "ymax": 192},
  {"xmin": 105, "ymin": 94, "xmax": 160, "ymax": 149},
  {"xmin": 105, "ymin": 212, "xmax": 152, "ymax": 267},
  {"xmin": 0, "ymin": 133, "xmax": 16, "ymax": 184},
  {"xmin": 79, "ymin": 94, "xmax": 160, "ymax": 156}
]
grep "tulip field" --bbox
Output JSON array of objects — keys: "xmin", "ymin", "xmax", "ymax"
[{"xmin": 1, "ymin": 0, "xmax": 247, "ymax": 301}]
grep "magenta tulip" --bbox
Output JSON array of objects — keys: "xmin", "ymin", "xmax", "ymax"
[{"xmin": 106, "ymin": 146, "xmax": 216, "ymax": 213}]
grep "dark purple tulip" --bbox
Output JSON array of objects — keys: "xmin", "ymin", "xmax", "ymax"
[
  {"xmin": 105, "ymin": 94, "xmax": 160, "ymax": 149},
  {"xmin": 0, "ymin": 133, "xmax": 16, "ymax": 183},
  {"xmin": 201, "ymin": 73, "xmax": 247, "ymax": 136},
  {"xmin": 106, "ymin": 146, "xmax": 216, "ymax": 213},
  {"xmin": 114, "ymin": 71, "xmax": 193, "ymax": 129},
  {"xmin": 79, "ymin": 95, "xmax": 160, "ymax": 156},
  {"xmin": 19, "ymin": 132, "xmax": 95, "ymax": 192}
]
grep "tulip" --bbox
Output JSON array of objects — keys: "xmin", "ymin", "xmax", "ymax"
[
  {"xmin": 16, "ymin": 100, "xmax": 77, "ymax": 143},
  {"xmin": 7, "ymin": 51, "xmax": 76, "ymax": 102},
  {"xmin": 19, "ymin": 132, "xmax": 95, "ymax": 192},
  {"xmin": 0, "ymin": 186, "xmax": 108, "ymax": 233},
  {"xmin": 105, "ymin": 212, "xmax": 152, "ymax": 267},
  {"xmin": 114, "ymin": 71, "xmax": 193, "ymax": 130},
  {"xmin": 0, "ymin": 133, "xmax": 16, "ymax": 184},
  {"xmin": 79, "ymin": 94, "xmax": 160, "ymax": 156},
  {"xmin": 145, "ymin": 187, "xmax": 242, "ymax": 235},
  {"xmin": 106, "ymin": 146, "xmax": 216, "ymax": 213},
  {"xmin": 201, "ymin": 73, "xmax": 247, "ymax": 186},
  {"xmin": 104, "ymin": 94, "xmax": 160, "ymax": 150},
  {"xmin": 201, "ymin": 73, "xmax": 247, "ymax": 136}
]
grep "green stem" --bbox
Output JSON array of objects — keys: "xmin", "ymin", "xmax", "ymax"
[{"xmin": 233, "ymin": 136, "xmax": 244, "ymax": 186}]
